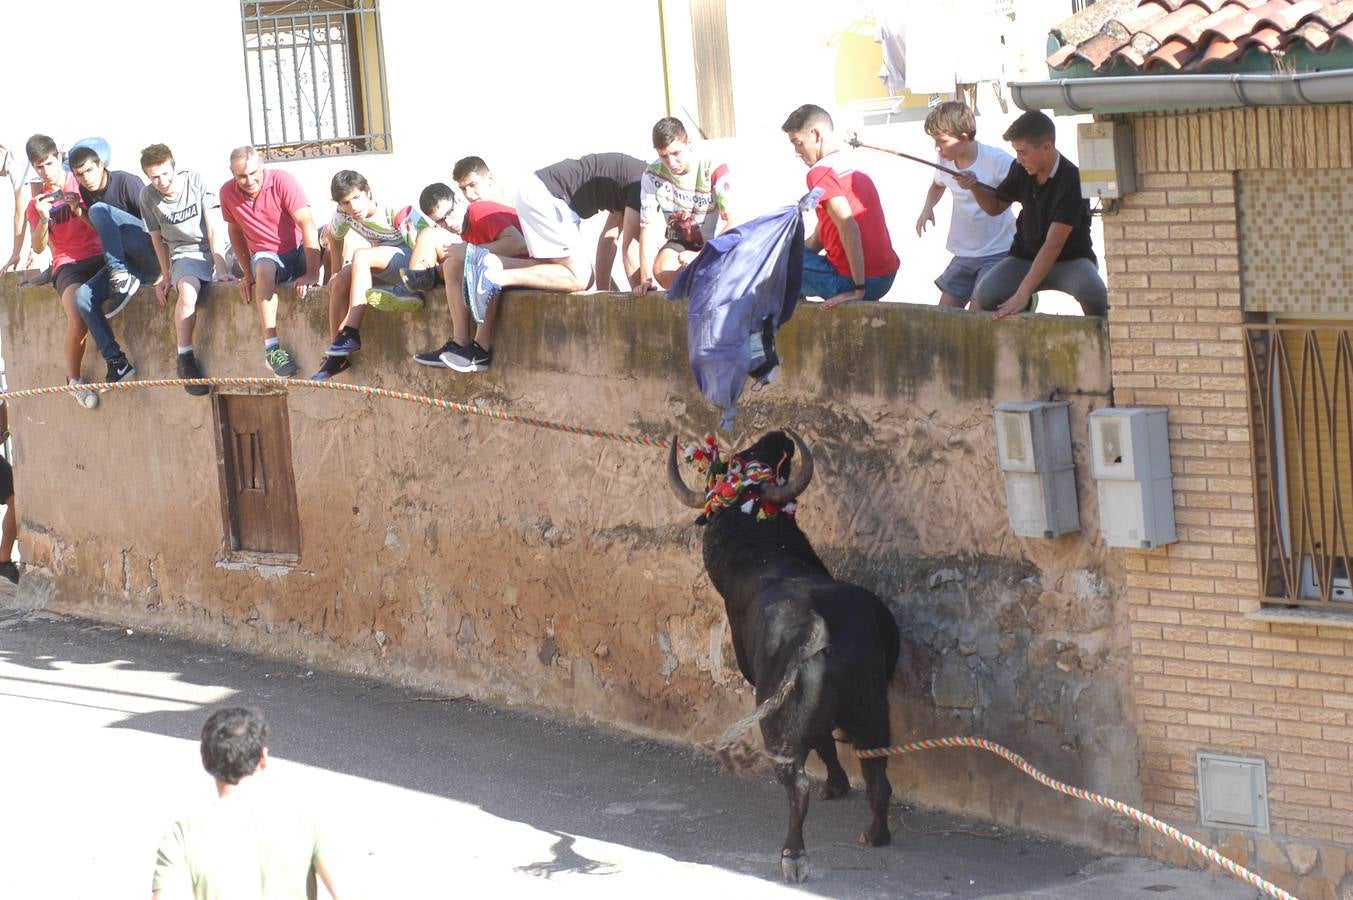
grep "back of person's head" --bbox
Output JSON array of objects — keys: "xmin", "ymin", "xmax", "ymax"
[
  {"xmin": 419, "ymin": 182, "xmax": 454, "ymax": 216},
  {"xmin": 1003, "ymin": 111, "xmax": 1056, "ymax": 146},
  {"xmin": 651, "ymin": 116, "xmax": 689, "ymax": 150},
  {"xmin": 68, "ymin": 144, "xmax": 104, "ymax": 171},
  {"xmin": 330, "ymin": 169, "xmax": 370, "ymax": 202},
  {"xmin": 781, "ymin": 104, "xmax": 833, "ymax": 134},
  {"xmin": 25, "ymin": 134, "xmax": 58, "ymax": 165},
  {"xmin": 140, "ymin": 143, "xmax": 174, "ymax": 171},
  {"xmin": 200, "ymin": 707, "xmax": 267, "ymax": 784},
  {"xmin": 924, "ymin": 102, "xmax": 977, "ymax": 141},
  {"xmin": 451, "ymin": 156, "xmax": 490, "ymax": 183}
]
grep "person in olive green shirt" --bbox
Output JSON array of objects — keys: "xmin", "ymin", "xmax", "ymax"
[{"xmin": 150, "ymin": 707, "xmax": 343, "ymax": 900}]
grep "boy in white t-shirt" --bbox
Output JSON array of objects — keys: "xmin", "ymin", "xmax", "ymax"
[{"xmin": 915, "ymin": 102, "xmax": 1016, "ymax": 309}]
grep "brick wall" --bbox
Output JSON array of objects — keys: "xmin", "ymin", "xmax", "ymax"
[{"xmin": 1108, "ymin": 108, "xmax": 1353, "ymax": 898}]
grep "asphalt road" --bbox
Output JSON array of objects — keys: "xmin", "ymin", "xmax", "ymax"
[{"xmin": 0, "ymin": 606, "xmax": 1259, "ymax": 899}]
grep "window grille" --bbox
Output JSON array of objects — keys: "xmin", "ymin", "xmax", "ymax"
[
  {"xmin": 1245, "ymin": 323, "xmax": 1353, "ymax": 606},
  {"xmin": 239, "ymin": 0, "xmax": 391, "ymax": 161}
]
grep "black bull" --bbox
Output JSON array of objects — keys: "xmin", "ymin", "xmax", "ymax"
[{"xmin": 669, "ymin": 429, "xmax": 927, "ymax": 883}]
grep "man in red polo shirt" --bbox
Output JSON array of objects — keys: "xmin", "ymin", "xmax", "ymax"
[
  {"xmin": 781, "ymin": 104, "xmax": 899, "ymax": 308},
  {"xmin": 219, "ymin": 146, "xmax": 321, "ymax": 377}
]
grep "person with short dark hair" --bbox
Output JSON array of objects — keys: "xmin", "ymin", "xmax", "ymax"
[
  {"xmin": 406, "ymin": 160, "xmax": 529, "ymax": 370},
  {"xmin": 958, "ymin": 109, "xmax": 1108, "ymax": 318},
  {"xmin": 139, "ymin": 143, "xmax": 239, "ymax": 396},
  {"xmin": 633, "ymin": 116, "xmax": 734, "ymax": 296},
  {"xmin": 443, "ymin": 152, "xmax": 643, "ymax": 373},
  {"xmin": 219, "ymin": 147, "xmax": 322, "ymax": 377},
  {"xmin": 151, "ymin": 707, "xmax": 342, "ymax": 898},
  {"xmin": 68, "ymin": 144, "xmax": 162, "ymax": 386},
  {"xmin": 311, "ymin": 170, "xmax": 426, "ymax": 382},
  {"xmin": 781, "ymin": 104, "xmax": 899, "ymax": 307},
  {"xmin": 24, "ymin": 134, "xmax": 103, "ymax": 409}
]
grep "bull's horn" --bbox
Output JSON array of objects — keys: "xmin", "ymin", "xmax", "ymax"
[
  {"xmin": 668, "ymin": 437, "xmax": 706, "ymax": 508},
  {"xmin": 759, "ymin": 428, "xmax": 814, "ymax": 505}
]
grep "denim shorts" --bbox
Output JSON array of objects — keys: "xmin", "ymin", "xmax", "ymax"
[
  {"xmin": 250, "ymin": 247, "xmax": 307, "ymax": 284},
  {"xmin": 935, "ymin": 252, "xmax": 1008, "ymax": 302},
  {"xmin": 373, "ymin": 246, "xmax": 411, "ymax": 286},
  {"xmin": 800, "ymin": 250, "xmax": 896, "ymax": 302}
]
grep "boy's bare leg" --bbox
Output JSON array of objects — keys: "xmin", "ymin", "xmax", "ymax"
[
  {"xmin": 174, "ymin": 276, "xmax": 204, "ymax": 348},
  {"xmin": 407, "ymin": 227, "xmax": 444, "ymax": 271},
  {"xmin": 342, "ymin": 245, "xmax": 402, "ymax": 332},
  {"xmin": 325, "ymin": 266, "xmax": 353, "ymax": 338},
  {"xmin": 938, "ymin": 291, "xmax": 968, "ymax": 309},
  {"xmin": 494, "ymin": 255, "xmax": 589, "ymax": 292},
  {"xmin": 441, "ymin": 244, "xmax": 473, "ymax": 347},
  {"xmin": 60, "ymin": 285, "xmax": 89, "ymax": 381}
]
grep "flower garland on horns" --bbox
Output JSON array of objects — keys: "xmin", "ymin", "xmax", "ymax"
[{"xmin": 683, "ymin": 434, "xmax": 798, "ymax": 522}]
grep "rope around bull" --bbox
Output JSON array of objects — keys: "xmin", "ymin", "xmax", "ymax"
[
  {"xmin": 4, "ymin": 376, "xmax": 1300, "ymax": 900},
  {"xmin": 856, "ymin": 738, "xmax": 1297, "ymax": 900}
]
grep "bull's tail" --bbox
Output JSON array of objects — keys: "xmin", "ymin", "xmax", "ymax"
[{"xmin": 714, "ymin": 616, "xmax": 829, "ymax": 768}]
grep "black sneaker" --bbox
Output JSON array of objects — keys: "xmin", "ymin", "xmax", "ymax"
[
  {"xmin": 400, "ymin": 266, "xmax": 438, "ymax": 293},
  {"xmin": 311, "ymin": 354, "xmax": 351, "ymax": 382},
  {"xmin": 105, "ymin": 357, "xmax": 136, "ymax": 387},
  {"xmin": 414, "ymin": 339, "xmax": 462, "ymax": 368},
  {"xmin": 177, "ymin": 351, "xmax": 210, "ymax": 396},
  {"xmin": 107, "ymin": 272, "xmax": 140, "ymax": 318},
  {"xmin": 441, "ymin": 340, "xmax": 493, "ymax": 373},
  {"xmin": 0, "ymin": 561, "xmax": 18, "ymax": 585}
]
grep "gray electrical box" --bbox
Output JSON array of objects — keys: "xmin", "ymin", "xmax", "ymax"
[
  {"xmin": 1198, "ymin": 752, "xmax": 1269, "ymax": 832},
  {"xmin": 1089, "ymin": 407, "xmax": 1176, "ymax": 549},
  {"xmin": 994, "ymin": 401, "xmax": 1079, "ymax": 539},
  {"xmin": 1077, "ymin": 121, "xmax": 1136, "ymax": 199}
]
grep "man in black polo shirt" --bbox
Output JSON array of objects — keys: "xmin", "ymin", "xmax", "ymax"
[{"xmin": 958, "ymin": 110, "xmax": 1107, "ymax": 319}]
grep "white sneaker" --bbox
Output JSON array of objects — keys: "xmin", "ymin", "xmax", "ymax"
[{"xmin": 69, "ymin": 378, "xmax": 99, "ymax": 409}]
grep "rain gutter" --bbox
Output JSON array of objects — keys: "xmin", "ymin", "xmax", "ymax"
[{"xmin": 1011, "ymin": 69, "xmax": 1353, "ymax": 115}]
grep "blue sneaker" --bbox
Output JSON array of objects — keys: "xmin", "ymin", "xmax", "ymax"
[
  {"xmin": 311, "ymin": 355, "xmax": 351, "ymax": 381},
  {"xmin": 326, "ymin": 331, "xmax": 361, "ymax": 357}
]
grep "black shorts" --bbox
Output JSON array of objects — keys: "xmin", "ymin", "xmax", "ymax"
[
  {"xmin": 53, "ymin": 256, "xmax": 104, "ymax": 296},
  {"xmin": 0, "ymin": 455, "xmax": 14, "ymax": 502}
]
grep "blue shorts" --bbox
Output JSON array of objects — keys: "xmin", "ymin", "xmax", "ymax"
[
  {"xmin": 250, "ymin": 247, "xmax": 307, "ymax": 284},
  {"xmin": 373, "ymin": 246, "xmax": 411, "ymax": 286},
  {"xmin": 935, "ymin": 252, "xmax": 1008, "ymax": 302},
  {"xmin": 800, "ymin": 250, "xmax": 895, "ymax": 302}
]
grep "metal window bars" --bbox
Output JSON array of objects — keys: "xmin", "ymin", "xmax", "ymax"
[
  {"xmin": 239, "ymin": 0, "xmax": 391, "ymax": 160},
  {"xmin": 1245, "ymin": 323, "xmax": 1353, "ymax": 606}
]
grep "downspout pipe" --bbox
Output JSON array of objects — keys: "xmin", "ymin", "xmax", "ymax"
[{"xmin": 1011, "ymin": 68, "xmax": 1353, "ymax": 113}]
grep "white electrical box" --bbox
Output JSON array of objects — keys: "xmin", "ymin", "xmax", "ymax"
[
  {"xmin": 1077, "ymin": 121, "xmax": 1137, "ymax": 200},
  {"xmin": 994, "ymin": 401, "xmax": 1079, "ymax": 539},
  {"xmin": 1089, "ymin": 407, "xmax": 1176, "ymax": 548}
]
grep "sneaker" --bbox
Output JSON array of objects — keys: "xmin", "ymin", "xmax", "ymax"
[
  {"xmin": 399, "ymin": 266, "xmax": 437, "ymax": 293},
  {"xmin": 0, "ymin": 561, "xmax": 18, "ymax": 585},
  {"xmin": 326, "ymin": 330, "xmax": 361, "ymax": 357},
  {"xmin": 106, "ymin": 272, "xmax": 140, "ymax": 319},
  {"xmin": 104, "ymin": 357, "xmax": 136, "ymax": 387},
  {"xmin": 311, "ymin": 355, "xmax": 351, "ymax": 382},
  {"xmin": 441, "ymin": 340, "xmax": 493, "ymax": 373},
  {"xmin": 463, "ymin": 245, "xmax": 502, "ymax": 324},
  {"xmin": 365, "ymin": 284, "xmax": 424, "ymax": 313},
  {"xmin": 69, "ymin": 378, "xmax": 99, "ymax": 410},
  {"xmin": 177, "ymin": 351, "xmax": 210, "ymax": 396},
  {"xmin": 414, "ymin": 339, "xmax": 462, "ymax": 368},
  {"xmin": 265, "ymin": 345, "xmax": 298, "ymax": 377}
]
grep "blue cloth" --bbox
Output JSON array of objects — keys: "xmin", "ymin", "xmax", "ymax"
[{"xmin": 667, "ymin": 204, "xmax": 804, "ymax": 429}]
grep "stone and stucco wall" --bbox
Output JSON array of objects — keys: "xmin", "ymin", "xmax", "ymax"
[
  {"xmin": 1106, "ymin": 106, "xmax": 1353, "ymax": 899},
  {"xmin": 0, "ymin": 278, "xmax": 1131, "ymax": 849}
]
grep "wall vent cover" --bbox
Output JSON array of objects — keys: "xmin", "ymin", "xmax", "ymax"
[{"xmin": 1197, "ymin": 752, "xmax": 1269, "ymax": 831}]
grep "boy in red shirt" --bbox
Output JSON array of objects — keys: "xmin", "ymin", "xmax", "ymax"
[
  {"xmin": 23, "ymin": 134, "xmax": 103, "ymax": 409},
  {"xmin": 781, "ymin": 105, "xmax": 899, "ymax": 307}
]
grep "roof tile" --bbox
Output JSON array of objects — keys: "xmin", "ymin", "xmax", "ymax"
[{"xmin": 1048, "ymin": 0, "xmax": 1353, "ymax": 72}]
